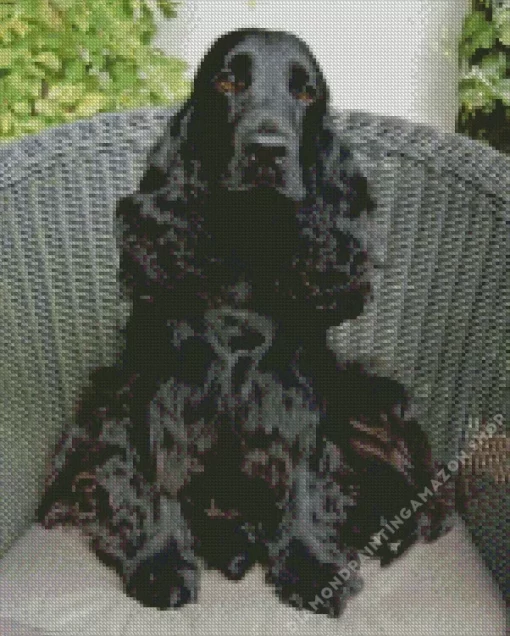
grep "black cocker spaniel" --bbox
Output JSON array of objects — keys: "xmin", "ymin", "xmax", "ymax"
[{"xmin": 38, "ymin": 29, "xmax": 454, "ymax": 618}]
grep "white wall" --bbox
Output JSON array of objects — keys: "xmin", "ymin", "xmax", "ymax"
[{"xmin": 152, "ymin": 0, "xmax": 470, "ymax": 132}]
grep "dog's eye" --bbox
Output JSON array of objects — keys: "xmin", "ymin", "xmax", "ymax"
[
  {"xmin": 289, "ymin": 63, "xmax": 316, "ymax": 103},
  {"xmin": 214, "ymin": 71, "xmax": 246, "ymax": 95},
  {"xmin": 294, "ymin": 85, "xmax": 317, "ymax": 104}
]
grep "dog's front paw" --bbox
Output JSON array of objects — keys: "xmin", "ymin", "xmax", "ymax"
[
  {"xmin": 267, "ymin": 539, "xmax": 362, "ymax": 618},
  {"xmin": 125, "ymin": 542, "xmax": 198, "ymax": 610}
]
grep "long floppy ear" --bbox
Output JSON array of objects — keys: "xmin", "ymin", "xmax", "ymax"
[
  {"xmin": 299, "ymin": 50, "xmax": 331, "ymax": 197},
  {"xmin": 301, "ymin": 102, "xmax": 375, "ymax": 231},
  {"xmin": 136, "ymin": 30, "xmax": 252, "ymax": 197},
  {"xmin": 145, "ymin": 29, "xmax": 264, "ymax": 190},
  {"xmin": 129, "ymin": 93, "xmax": 224, "ymax": 200},
  {"xmin": 136, "ymin": 100, "xmax": 195, "ymax": 199},
  {"xmin": 317, "ymin": 116, "xmax": 376, "ymax": 215}
]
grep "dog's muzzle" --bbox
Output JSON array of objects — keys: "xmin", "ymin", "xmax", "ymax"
[
  {"xmin": 226, "ymin": 120, "xmax": 306, "ymax": 198},
  {"xmin": 244, "ymin": 134, "xmax": 287, "ymax": 188}
]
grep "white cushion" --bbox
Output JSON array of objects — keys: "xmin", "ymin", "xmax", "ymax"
[{"xmin": 0, "ymin": 517, "xmax": 505, "ymax": 635}]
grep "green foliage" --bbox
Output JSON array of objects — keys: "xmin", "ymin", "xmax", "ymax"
[
  {"xmin": 457, "ymin": 1, "xmax": 510, "ymax": 153},
  {"xmin": 0, "ymin": 0, "xmax": 189, "ymax": 141}
]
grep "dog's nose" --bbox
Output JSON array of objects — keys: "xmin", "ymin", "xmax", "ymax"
[{"xmin": 245, "ymin": 139, "xmax": 287, "ymax": 165}]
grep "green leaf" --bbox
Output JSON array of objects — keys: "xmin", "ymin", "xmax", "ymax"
[
  {"xmin": 74, "ymin": 92, "xmax": 108, "ymax": 116},
  {"xmin": 496, "ymin": 9, "xmax": 510, "ymax": 46},
  {"xmin": 462, "ymin": 11, "xmax": 487, "ymax": 39},
  {"xmin": 14, "ymin": 58, "xmax": 46, "ymax": 80},
  {"xmin": 108, "ymin": 32, "xmax": 145, "ymax": 58},
  {"xmin": 5, "ymin": 73, "xmax": 41, "ymax": 99},
  {"xmin": 8, "ymin": 18, "xmax": 31, "ymax": 39},
  {"xmin": 480, "ymin": 52, "xmax": 508, "ymax": 78},
  {"xmin": 15, "ymin": 118, "xmax": 47, "ymax": 135},
  {"xmin": 9, "ymin": 101, "xmax": 31, "ymax": 116},
  {"xmin": 459, "ymin": 83, "xmax": 495, "ymax": 110},
  {"xmin": 47, "ymin": 82, "xmax": 86, "ymax": 104},
  {"xmin": 70, "ymin": 13, "xmax": 90, "ymax": 33},
  {"xmin": 88, "ymin": 3, "xmax": 120, "ymax": 34},
  {"xmin": 33, "ymin": 51, "xmax": 61, "ymax": 72},
  {"xmin": 0, "ymin": 112, "xmax": 15, "ymax": 135},
  {"xmin": 86, "ymin": 49, "xmax": 109, "ymax": 70},
  {"xmin": 109, "ymin": 63, "xmax": 140, "ymax": 89},
  {"xmin": 473, "ymin": 23, "xmax": 496, "ymax": 49},
  {"xmin": 495, "ymin": 78, "xmax": 510, "ymax": 105},
  {"xmin": 34, "ymin": 99, "xmax": 61, "ymax": 117},
  {"xmin": 0, "ymin": 50, "xmax": 14, "ymax": 66},
  {"xmin": 49, "ymin": 0, "xmax": 76, "ymax": 10},
  {"xmin": 64, "ymin": 58, "xmax": 87, "ymax": 82},
  {"xmin": 460, "ymin": 11, "xmax": 497, "ymax": 58},
  {"xmin": 137, "ymin": 7, "xmax": 157, "ymax": 44},
  {"xmin": 1, "ymin": 0, "xmax": 188, "ymax": 141},
  {"xmin": 155, "ymin": 0, "xmax": 178, "ymax": 19},
  {"xmin": 143, "ymin": 57, "xmax": 189, "ymax": 101}
]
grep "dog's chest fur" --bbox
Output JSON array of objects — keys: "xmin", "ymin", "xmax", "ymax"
[{"xmin": 149, "ymin": 307, "xmax": 320, "ymax": 504}]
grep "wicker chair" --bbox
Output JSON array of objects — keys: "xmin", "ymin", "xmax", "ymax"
[{"xmin": 0, "ymin": 107, "xmax": 507, "ymax": 635}]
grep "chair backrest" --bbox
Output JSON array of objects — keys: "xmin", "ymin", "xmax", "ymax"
[
  {"xmin": 0, "ymin": 106, "xmax": 508, "ymax": 556},
  {"xmin": 329, "ymin": 109, "xmax": 509, "ymax": 459}
]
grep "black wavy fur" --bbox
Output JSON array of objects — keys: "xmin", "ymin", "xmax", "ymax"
[{"xmin": 37, "ymin": 29, "xmax": 454, "ymax": 617}]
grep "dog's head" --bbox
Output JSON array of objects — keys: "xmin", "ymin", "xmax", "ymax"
[
  {"xmin": 166, "ymin": 29, "xmax": 331, "ymax": 201},
  {"xmin": 130, "ymin": 30, "xmax": 374, "ymax": 326}
]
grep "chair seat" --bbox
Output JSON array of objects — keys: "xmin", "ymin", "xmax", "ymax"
[{"xmin": 0, "ymin": 516, "xmax": 504, "ymax": 635}]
